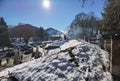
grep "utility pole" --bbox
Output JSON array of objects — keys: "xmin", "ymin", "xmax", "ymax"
[
  {"xmin": 110, "ymin": 36, "xmax": 113, "ymax": 73},
  {"xmin": 13, "ymin": 49, "xmax": 19, "ymax": 65}
]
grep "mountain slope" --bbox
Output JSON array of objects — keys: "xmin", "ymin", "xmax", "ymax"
[
  {"xmin": 8, "ymin": 24, "xmax": 38, "ymax": 38},
  {"xmin": 0, "ymin": 40, "xmax": 112, "ymax": 81}
]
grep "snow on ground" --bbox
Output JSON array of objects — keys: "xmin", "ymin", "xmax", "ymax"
[
  {"xmin": 50, "ymin": 40, "xmax": 67, "ymax": 47},
  {"xmin": 0, "ymin": 39, "xmax": 112, "ymax": 81}
]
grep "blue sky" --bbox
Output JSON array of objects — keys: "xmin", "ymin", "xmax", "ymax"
[{"xmin": 0, "ymin": 0, "xmax": 105, "ymax": 31}]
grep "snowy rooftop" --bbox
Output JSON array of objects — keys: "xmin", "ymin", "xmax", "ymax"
[{"xmin": 0, "ymin": 40, "xmax": 112, "ymax": 81}]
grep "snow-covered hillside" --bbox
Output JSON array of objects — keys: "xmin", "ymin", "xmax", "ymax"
[
  {"xmin": 46, "ymin": 28, "xmax": 63, "ymax": 37},
  {"xmin": 0, "ymin": 40, "xmax": 112, "ymax": 81}
]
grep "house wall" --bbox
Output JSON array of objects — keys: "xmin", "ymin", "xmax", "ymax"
[
  {"xmin": 1, "ymin": 58, "xmax": 7, "ymax": 66},
  {"xmin": 1, "ymin": 58, "xmax": 14, "ymax": 66},
  {"xmin": 21, "ymin": 54, "xmax": 33, "ymax": 63}
]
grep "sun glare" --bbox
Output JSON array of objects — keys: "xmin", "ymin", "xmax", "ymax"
[{"xmin": 42, "ymin": 0, "xmax": 50, "ymax": 9}]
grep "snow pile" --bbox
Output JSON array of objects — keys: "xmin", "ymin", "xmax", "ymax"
[
  {"xmin": 60, "ymin": 40, "xmax": 81, "ymax": 50},
  {"xmin": 0, "ymin": 40, "xmax": 112, "ymax": 81}
]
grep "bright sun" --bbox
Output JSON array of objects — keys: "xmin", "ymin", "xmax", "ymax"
[{"xmin": 42, "ymin": 0, "xmax": 50, "ymax": 9}]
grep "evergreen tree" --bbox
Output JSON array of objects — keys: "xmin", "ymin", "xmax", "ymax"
[
  {"xmin": 37, "ymin": 27, "xmax": 44, "ymax": 40},
  {"xmin": 0, "ymin": 17, "xmax": 7, "ymax": 33},
  {"xmin": 37, "ymin": 27, "xmax": 48, "ymax": 40},
  {"xmin": 102, "ymin": 0, "xmax": 120, "ymax": 34},
  {"xmin": 0, "ymin": 17, "xmax": 10, "ymax": 49}
]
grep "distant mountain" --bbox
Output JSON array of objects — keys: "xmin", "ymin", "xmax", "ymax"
[
  {"xmin": 8, "ymin": 24, "xmax": 38, "ymax": 38},
  {"xmin": 46, "ymin": 28, "xmax": 63, "ymax": 37},
  {"xmin": 8, "ymin": 25, "xmax": 63, "ymax": 39}
]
